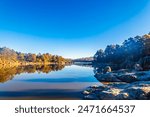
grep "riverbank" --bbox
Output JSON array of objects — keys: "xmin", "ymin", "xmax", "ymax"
[
  {"xmin": 83, "ymin": 70, "xmax": 150, "ymax": 100},
  {"xmin": 0, "ymin": 61, "xmax": 70, "ymax": 69}
]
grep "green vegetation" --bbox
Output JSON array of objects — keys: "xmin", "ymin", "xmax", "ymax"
[{"xmin": 0, "ymin": 47, "xmax": 71, "ymax": 67}]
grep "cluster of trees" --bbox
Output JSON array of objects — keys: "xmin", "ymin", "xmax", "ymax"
[
  {"xmin": 94, "ymin": 33, "xmax": 150, "ymax": 68},
  {"xmin": 0, "ymin": 47, "xmax": 70, "ymax": 65}
]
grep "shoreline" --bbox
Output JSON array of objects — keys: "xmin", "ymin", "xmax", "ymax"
[
  {"xmin": 83, "ymin": 69, "xmax": 150, "ymax": 100},
  {"xmin": 0, "ymin": 62, "xmax": 70, "ymax": 69}
]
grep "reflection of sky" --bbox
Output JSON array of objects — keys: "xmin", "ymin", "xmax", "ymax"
[{"xmin": 0, "ymin": 65, "xmax": 101, "ymax": 99}]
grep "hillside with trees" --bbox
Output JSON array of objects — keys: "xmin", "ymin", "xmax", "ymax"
[
  {"xmin": 93, "ymin": 33, "xmax": 150, "ymax": 70},
  {"xmin": 0, "ymin": 47, "xmax": 71, "ymax": 67}
]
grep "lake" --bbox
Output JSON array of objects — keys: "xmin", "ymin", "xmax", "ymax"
[{"xmin": 0, "ymin": 65, "xmax": 101, "ymax": 100}]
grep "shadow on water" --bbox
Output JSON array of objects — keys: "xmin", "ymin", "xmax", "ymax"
[{"xmin": 0, "ymin": 89, "xmax": 82, "ymax": 100}]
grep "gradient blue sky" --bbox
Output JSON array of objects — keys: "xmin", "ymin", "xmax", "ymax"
[{"xmin": 0, "ymin": 0, "xmax": 150, "ymax": 58}]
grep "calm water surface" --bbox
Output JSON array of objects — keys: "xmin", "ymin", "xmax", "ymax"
[{"xmin": 0, "ymin": 65, "xmax": 101, "ymax": 99}]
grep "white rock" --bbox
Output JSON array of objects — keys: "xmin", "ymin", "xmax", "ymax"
[{"xmin": 83, "ymin": 90, "xmax": 90, "ymax": 95}]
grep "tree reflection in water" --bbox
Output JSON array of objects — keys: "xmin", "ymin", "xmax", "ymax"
[{"xmin": 0, "ymin": 64, "xmax": 65, "ymax": 83}]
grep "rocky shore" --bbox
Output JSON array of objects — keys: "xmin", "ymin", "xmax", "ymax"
[
  {"xmin": 83, "ymin": 67, "xmax": 150, "ymax": 100},
  {"xmin": 95, "ymin": 69, "xmax": 150, "ymax": 83}
]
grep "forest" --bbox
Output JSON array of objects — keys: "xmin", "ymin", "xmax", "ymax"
[
  {"xmin": 93, "ymin": 33, "xmax": 150, "ymax": 70},
  {"xmin": 0, "ymin": 47, "xmax": 70, "ymax": 66}
]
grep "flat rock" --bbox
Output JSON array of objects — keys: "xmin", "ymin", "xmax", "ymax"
[
  {"xmin": 95, "ymin": 73, "xmax": 121, "ymax": 82},
  {"xmin": 95, "ymin": 70, "xmax": 150, "ymax": 83},
  {"xmin": 83, "ymin": 81, "xmax": 150, "ymax": 100}
]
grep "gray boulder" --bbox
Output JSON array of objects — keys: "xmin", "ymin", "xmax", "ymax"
[
  {"xmin": 95, "ymin": 70, "xmax": 150, "ymax": 83},
  {"xmin": 118, "ymin": 74, "xmax": 138, "ymax": 83},
  {"xmin": 103, "ymin": 66, "xmax": 112, "ymax": 73},
  {"xmin": 95, "ymin": 72, "xmax": 121, "ymax": 82}
]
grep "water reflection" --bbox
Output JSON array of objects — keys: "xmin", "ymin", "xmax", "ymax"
[
  {"xmin": 0, "ymin": 65, "xmax": 101, "ymax": 99},
  {"xmin": 0, "ymin": 64, "xmax": 65, "ymax": 83}
]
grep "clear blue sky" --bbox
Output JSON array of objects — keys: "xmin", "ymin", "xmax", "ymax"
[{"xmin": 0, "ymin": 0, "xmax": 150, "ymax": 58}]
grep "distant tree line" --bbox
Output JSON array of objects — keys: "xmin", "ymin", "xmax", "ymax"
[
  {"xmin": 93, "ymin": 33, "xmax": 150, "ymax": 69},
  {"xmin": 73, "ymin": 57, "xmax": 94, "ymax": 62},
  {"xmin": 0, "ymin": 47, "xmax": 70, "ymax": 65}
]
